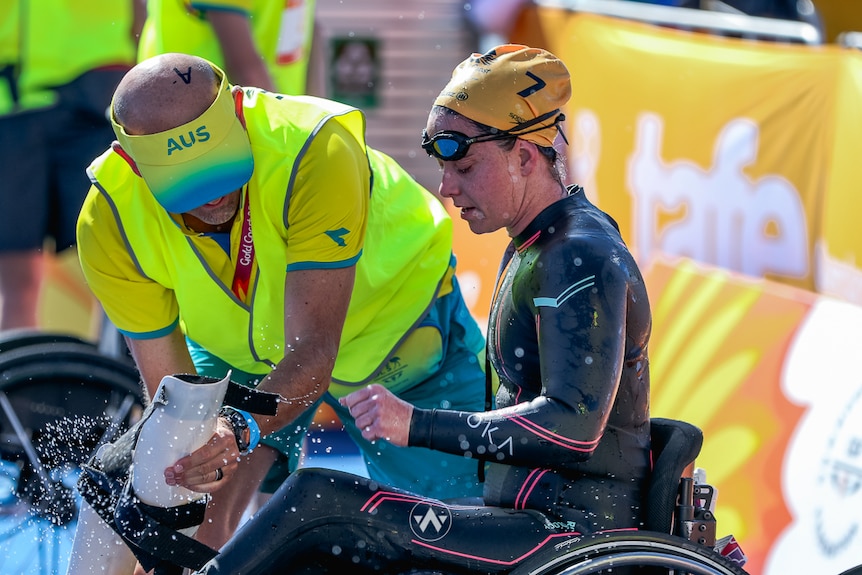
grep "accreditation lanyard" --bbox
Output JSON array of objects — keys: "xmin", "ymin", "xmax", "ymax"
[{"xmin": 231, "ymin": 190, "xmax": 254, "ymax": 301}]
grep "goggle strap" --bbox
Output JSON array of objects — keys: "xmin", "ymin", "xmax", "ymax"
[
  {"xmin": 421, "ymin": 111, "xmax": 566, "ymax": 160},
  {"xmin": 503, "ymin": 109, "xmax": 563, "ymax": 136}
]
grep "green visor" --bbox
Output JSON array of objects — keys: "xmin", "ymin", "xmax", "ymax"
[{"xmin": 111, "ymin": 63, "xmax": 254, "ymax": 214}]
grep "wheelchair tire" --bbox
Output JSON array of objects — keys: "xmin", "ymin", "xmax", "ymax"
[
  {"xmin": 508, "ymin": 531, "xmax": 749, "ymax": 575},
  {"xmin": 0, "ymin": 332, "xmax": 146, "ymax": 575},
  {"xmin": 0, "ymin": 328, "xmax": 97, "ymax": 354},
  {"xmin": 0, "ymin": 339, "xmax": 142, "ymax": 439},
  {"xmin": 0, "ymin": 337, "xmax": 145, "ymax": 519}
]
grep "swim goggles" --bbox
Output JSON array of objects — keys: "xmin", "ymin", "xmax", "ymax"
[{"xmin": 421, "ymin": 110, "xmax": 565, "ymax": 162}]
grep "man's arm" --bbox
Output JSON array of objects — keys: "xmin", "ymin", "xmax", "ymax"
[
  {"xmin": 207, "ymin": 10, "xmax": 276, "ymax": 91},
  {"xmin": 166, "ymin": 265, "xmax": 355, "ymax": 490},
  {"xmin": 117, "ymin": 259, "xmax": 354, "ymax": 422},
  {"xmin": 126, "ymin": 325, "xmax": 198, "ymax": 399},
  {"xmin": 253, "ymin": 265, "xmax": 356, "ymax": 436}
]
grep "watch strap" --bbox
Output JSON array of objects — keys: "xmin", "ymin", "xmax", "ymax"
[{"xmin": 219, "ymin": 406, "xmax": 259, "ymax": 455}]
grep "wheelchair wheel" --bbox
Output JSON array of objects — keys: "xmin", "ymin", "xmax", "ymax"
[
  {"xmin": 0, "ymin": 333, "xmax": 145, "ymax": 575},
  {"xmin": 0, "ymin": 329, "xmax": 97, "ymax": 354},
  {"xmin": 508, "ymin": 531, "xmax": 749, "ymax": 575}
]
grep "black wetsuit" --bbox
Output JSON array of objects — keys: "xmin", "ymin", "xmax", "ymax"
[{"xmin": 205, "ymin": 186, "xmax": 652, "ymax": 575}]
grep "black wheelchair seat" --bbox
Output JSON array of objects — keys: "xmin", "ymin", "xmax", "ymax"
[{"xmin": 645, "ymin": 417, "xmax": 704, "ymax": 534}]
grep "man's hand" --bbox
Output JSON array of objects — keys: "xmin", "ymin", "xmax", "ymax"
[
  {"xmin": 164, "ymin": 416, "xmax": 242, "ymax": 491},
  {"xmin": 340, "ymin": 384, "xmax": 414, "ymax": 446}
]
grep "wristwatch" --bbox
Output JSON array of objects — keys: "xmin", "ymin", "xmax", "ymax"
[{"xmin": 219, "ymin": 406, "xmax": 260, "ymax": 455}]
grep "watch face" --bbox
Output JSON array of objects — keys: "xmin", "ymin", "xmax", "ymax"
[{"xmin": 223, "ymin": 407, "xmax": 250, "ymax": 452}]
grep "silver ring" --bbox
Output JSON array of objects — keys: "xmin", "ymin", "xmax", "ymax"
[{"xmin": 215, "ymin": 467, "xmax": 224, "ymax": 482}]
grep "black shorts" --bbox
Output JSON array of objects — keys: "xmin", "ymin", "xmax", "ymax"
[{"xmin": 0, "ymin": 68, "xmax": 127, "ymax": 252}]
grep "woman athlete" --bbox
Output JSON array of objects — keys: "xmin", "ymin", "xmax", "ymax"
[{"xmin": 200, "ymin": 44, "xmax": 652, "ymax": 574}]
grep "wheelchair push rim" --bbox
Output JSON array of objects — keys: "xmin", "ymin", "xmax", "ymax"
[{"xmin": 508, "ymin": 531, "xmax": 749, "ymax": 575}]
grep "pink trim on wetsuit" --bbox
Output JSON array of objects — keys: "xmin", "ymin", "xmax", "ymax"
[
  {"xmin": 517, "ymin": 230, "xmax": 542, "ymax": 253},
  {"xmin": 410, "ymin": 528, "xmax": 637, "ymax": 566},
  {"xmin": 515, "ymin": 468, "xmax": 549, "ymax": 509},
  {"xmin": 508, "ymin": 414, "xmax": 601, "ymax": 452},
  {"xmin": 361, "ymin": 491, "xmax": 428, "ymax": 513},
  {"xmin": 411, "ymin": 532, "xmax": 584, "ymax": 566},
  {"xmin": 360, "ymin": 490, "xmax": 478, "ymax": 514}
]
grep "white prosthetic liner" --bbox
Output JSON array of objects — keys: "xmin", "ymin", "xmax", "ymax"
[
  {"xmin": 67, "ymin": 372, "xmax": 231, "ymax": 575},
  {"xmin": 131, "ymin": 372, "xmax": 231, "ymax": 508}
]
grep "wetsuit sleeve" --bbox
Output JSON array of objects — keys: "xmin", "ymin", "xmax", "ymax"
[{"xmin": 409, "ymin": 235, "xmax": 631, "ymax": 470}]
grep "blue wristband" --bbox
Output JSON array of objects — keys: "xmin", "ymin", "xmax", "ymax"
[{"xmin": 236, "ymin": 408, "xmax": 261, "ymax": 452}]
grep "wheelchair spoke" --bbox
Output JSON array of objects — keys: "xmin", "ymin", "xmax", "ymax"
[
  {"xmin": 0, "ymin": 332, "xmax": 145, "ymax": 575},
  {"xmin": 0, "ymin": 392, "xmax": 57, "ymax": 500}
]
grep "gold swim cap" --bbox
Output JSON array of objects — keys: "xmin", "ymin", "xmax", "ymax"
[{"xmin": 434, "ymin": 44, "xmax": 571, "ymax": 148}]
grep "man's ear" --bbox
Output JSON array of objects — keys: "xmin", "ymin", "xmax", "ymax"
[
  {"xmin": 111, "ymin": 141, "xmax": 142, "ymax": 177},
  {"xmin": 232, "ymin": 86, "xmax": 247, "ymax": 129}
]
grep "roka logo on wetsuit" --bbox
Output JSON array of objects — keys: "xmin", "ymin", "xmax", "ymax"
[
  {"xmin": 466, "ymin": 413, "xmax": 515, "ymax": 456},
  {"xmin": 409, "ymin": 502, "xmax": 452, "ymax": 542}
]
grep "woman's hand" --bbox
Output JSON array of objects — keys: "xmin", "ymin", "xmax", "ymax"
[{"xmin": 340, "ymin": 384, "xmax": 414, "ymax": 446}]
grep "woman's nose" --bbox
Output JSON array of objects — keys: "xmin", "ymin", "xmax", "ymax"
[{"xmin": 437, "ymin": 169, "xmax": 458, "ymax": 199}]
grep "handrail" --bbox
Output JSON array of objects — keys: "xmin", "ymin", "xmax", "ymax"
[{"xmin": 533, "ymin": 0, "xmax": 822, "ymax": 45}]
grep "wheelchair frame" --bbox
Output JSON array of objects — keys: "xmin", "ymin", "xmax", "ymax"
[
  {"xmin": 504, "ymin": 417, "xmax": 748, "ymax": 575},
  {"xmin": 392, "ymin": 419, "xmax": 747, "ymax": 575},
  {"xmin": 0, "ymin": 330, "xmax": 145, "ymax": 575}
]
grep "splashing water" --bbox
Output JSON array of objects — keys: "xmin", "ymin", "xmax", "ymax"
[{"xmin": 0, "ymin": 413, "xmax": 131, "ymax": 575}]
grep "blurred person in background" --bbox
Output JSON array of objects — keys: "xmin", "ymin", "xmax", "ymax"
[
  {"xmin": 704, "ymin": 0, "xmax": 823, "ymax": 35},
  {"xmin": 0, "ymin": 0, "xmax": 142, "ymax": 330},
  {"xmin": 138, "ymin": 0, "xmax": 316, "ymax": 94},
  {"xmin": 465, "ymin": 0, "xmax": 822, "ymax": 45}
]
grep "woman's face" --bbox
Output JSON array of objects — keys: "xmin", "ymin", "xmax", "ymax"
[{"xmin": 425, "ymin": 113, "xmax": 532, "ymax": 237}]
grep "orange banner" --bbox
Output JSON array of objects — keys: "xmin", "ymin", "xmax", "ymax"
[
  {"xmin": 508, "ymin": 10, "xmax": 862, "ymax": 307},
  {"xmin": 642, "ymin": 256, "xmax": 862, "ymax": 574},
  {"xmin": 645, "ymin": 257, "xmax": 810, "ymax": 573}
]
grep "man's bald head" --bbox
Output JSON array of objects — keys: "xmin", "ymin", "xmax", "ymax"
[
  {"xmin": 108, "ymin": 54, "xmax": 254, "ymax": 213},
  {"xmin": 113, "ymin": 53, "xmax": 219, "ymax": 135}
]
